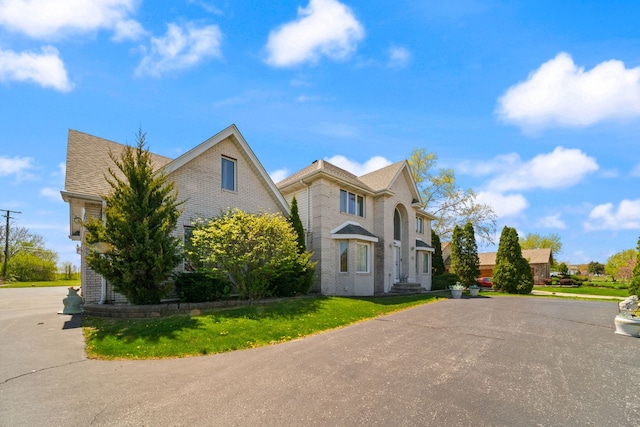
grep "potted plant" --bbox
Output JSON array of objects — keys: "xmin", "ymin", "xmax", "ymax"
[
  {"xmin": 615, "ymin": 296, "xmax": 640, "ymax": 337},
  {"xmin": 449, "ymin": 282, "xmax": 464, "ymax": 299},
  {"xmin": 468, "ymin": 284, "xmax": 480, "ymax": 297}
]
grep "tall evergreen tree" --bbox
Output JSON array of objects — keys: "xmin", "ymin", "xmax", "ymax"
[
  {"xmin": 431, "ymin": 229, "xmax": 445, "ymax": 276},
  {"xmin": 449, "ymin": 225, "xmax": 462, "ymax": 277},
  {"xmin": 83, "ymin": 130, "xmax": 183, "ymax": 304},
  {"xmin": 629, "ymin": 236, "xmax": 640, "ymax": 296},
  {"xmin": 449, "ymin": 222, "xmax": 479, "ymax": 287},
  {"xmin": 493, "ymin": 226, "xmax": 533, "ymax": 294},
  {"xmin": 459, "ymin": 222, "xmax": 480, "ymax": 287},
  {"xmin": 288, "ymin": 196, "xmax": 306, "ymax": 253}
]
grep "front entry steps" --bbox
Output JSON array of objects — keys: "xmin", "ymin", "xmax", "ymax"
[{"xmin": 389, "ymin": 282, "xmax": 426, "ymax": 294}]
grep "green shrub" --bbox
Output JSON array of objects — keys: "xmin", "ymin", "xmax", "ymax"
[
  {"xmin": 432, "ymin": 273, "xmax": 461, "ymax": 291},
  {"xmin": 188, "ymin": 210, "xmax": 316, "ymax": 300},
  {"xmin": 269, "ymin": 262, "xmax": 315, "ymax": 297},
  {"xmin": 174, "ymin": 272, "xmax": 230, "ymax": 302},
  {"xmin": 559, "ymin": 278, "xmax": 576, "ymax": 286}
]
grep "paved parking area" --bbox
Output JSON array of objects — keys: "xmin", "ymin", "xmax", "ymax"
[{"xmin": 1, "ymin": 289, "xmax": 639, "ymax": 426}]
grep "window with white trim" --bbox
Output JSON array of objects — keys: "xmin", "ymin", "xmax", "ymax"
[
  {"xmin": 416, "ymin": 217, "xmax": 424, "ymax": 234},
  {"xmin": 356, "ymin": 243, "xmax": 369, "ymax": 273},
  {"xmin": 221, "ymin": 156, "xmax": 236, "ymax": 191},
  {"xmin": 339, "ymin": 241, "xmax": 349, "ymax": 273},
  {"xmin": 423, "ymin": 252, "xmax": 430, "ymax": 274},
  {"xmin": 340, "ymin": 189, "xmax": 364, "ymax": 217}
]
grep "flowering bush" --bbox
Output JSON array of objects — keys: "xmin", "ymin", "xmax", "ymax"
[{"xmin": 449, "ymin": 282, "xmax": 465, "ymax": 290}]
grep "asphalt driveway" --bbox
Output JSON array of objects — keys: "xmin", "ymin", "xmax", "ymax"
[{"xmin": 1, "ymin": 289, "xmax": 639, "ymax": 426}]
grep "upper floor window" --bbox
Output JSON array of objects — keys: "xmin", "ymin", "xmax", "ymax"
[
  {"xmin": 221, "ymin": 157, "xmax": 236, "ymax": 191},
  {"xmin": 340, "ymin": 189, "xmax": 364, "ymax": 217},
  {"xmin": 416, "ymin": 217, "xmax": 424, "ymax": 234}
]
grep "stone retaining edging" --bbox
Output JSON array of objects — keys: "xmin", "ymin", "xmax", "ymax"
[{"xmin": 82, "ymin": 296, "xmax": 301, "ymax": 319}]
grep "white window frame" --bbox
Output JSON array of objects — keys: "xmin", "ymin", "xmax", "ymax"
[
  {"xmin": 339, "ymin": 241, "xmax": 349, "ymax": 273},
  {"xmin": 221, "ymin": 156, "xmax": 236, "ymax": 192},
  {"xmin": 422, "ymin": 252, "xmax": 430, "ymax": 274},
  {"xmin": 416, "ymin": 217, "xmax": 424, "ymax": 234},
  {"xmin": 356, "ymin": 242, "xmax": 370, "ymax": 273}
]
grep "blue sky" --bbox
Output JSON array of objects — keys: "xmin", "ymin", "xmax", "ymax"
[{"xmin": 1, "ymin": 0, "xmax": 639, "ymax": 268}]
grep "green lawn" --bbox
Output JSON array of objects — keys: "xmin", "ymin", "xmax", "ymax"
[
  {"xmin": 0, "ymin": 279, "xmax": 81, "ymax": 288},
  {"xmin": 533, "ymin": 286, "xmax": 628, "ymax": 297},
  {"xmin": 83, "ymin": 295, "xmax": 440, "ymax": 360}
]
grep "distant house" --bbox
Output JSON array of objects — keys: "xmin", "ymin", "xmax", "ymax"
[
  {"xmin": 277, "ymin": 160, "xmax": 436, "ymax": 295},
  {"xmin": 441, "ymin": 241, "xmax": 451, "ymax": 272},
  {"xmin": 478, "ymin": 248, "xmax": 553, "ymax": 285},
  {"xmin": 61, "ymin": 125, "xmax": 289, "ymax": 304}
]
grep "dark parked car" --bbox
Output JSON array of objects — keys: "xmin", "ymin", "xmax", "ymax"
[{"xmin": 477, "ymin": 277, "xmax": 493, "ymax": 287}]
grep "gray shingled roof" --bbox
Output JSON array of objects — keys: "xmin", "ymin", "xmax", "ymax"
[
  {"xmin": 358, "ymin": 160, "xmax": 405, "ymax": 191},
  {"xmin": 276, "ymin": 159, "xmax": 375, "ymax": 192},
  {"xmin": 64, "ymin": 129, "xmax": 172, "ymax": 198},
  {"xmin": 415, "ymin": 239, "xmax": 433, "ymax": 249},
  {"xmin": 331, "ymin": 223, "xmax": 377, "ymax": 239}
]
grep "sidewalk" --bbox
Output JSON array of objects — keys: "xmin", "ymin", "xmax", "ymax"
[{"xmin": 531, "ymin": 289, "xmax": 625, "ymax": 300}]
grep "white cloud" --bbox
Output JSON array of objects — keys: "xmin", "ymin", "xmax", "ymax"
[
  {"xmin": 630, "ymin": 163, "xmax": 640, "ymax": 177},
  {"xmin": 497, "ymin": 52, "xmax": 640, "ymax": 130},
  {"xmin": 538, "ymin": 213, "xmax": 566, "ymax": 229},
  {"xmin": 314, "ymin": 122, "xmax": 359, "ymax": 139},
  {"xmin": 270, "ymin": 168, "xmax": 290, "ymax": 183},
  {"xmin": 324, "ymin": 155, "xmax": 392, "ymax": 176},
  {"xmin": 136, "ymin": 23, "xmax": 223, "ymax": 77},
  {"xmin": 0, "ymin": 46, "xmax": 72, "ymax": 91},
  {"xmin": 265, "ymin": 0, "xmax": 364, "ymax": 67},
  {"xmin": 599, "ymin": 168, "xmax": 619, "ymax": 178},
  {"xmin": 58, "ymin": 162, "xmax": 66, "ymax": 179},
  {"xmin": 485, "ymin": 147, "xmax": 598, "ymax": 192},
  {"xmin": 475, "ymin": 191, "xmax": 528, "ymax": 218},
  {"xmin": 40, "ymin": 187, "xmax": 62, "ymax": 201},
  {"xmin": 111, "ymin": 18, "xmax": 146, "ymax": 42},
  {"xmin": 296, "ymin": 95, "xmax": 327, "ymax": 103},
  {"xmin": 188, "ymin": 0, "xmax": 224, "ymax": 15},
  {"xmin": 0, "ymin": 155, "xmax": 34, "ymax": 180},
  {"xmin": 0, "ymin": 0, "xmax": 143, "ymax": 40},
  {"xmin": 388, "ymin": 46, "xmax": 410, "ymax": 68},
  {"xmin": 584, "ymin": 199, "xmax": 640, "ymax": 231}
]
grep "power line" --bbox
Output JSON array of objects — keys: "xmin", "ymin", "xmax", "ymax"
[{"xmin": 2, "ymin": 209, "xmax": 21, "ymax": 279}]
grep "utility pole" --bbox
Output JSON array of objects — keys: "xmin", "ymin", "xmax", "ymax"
[{"xmin": 2, "ymin": 209, "xmax": 21, "ymax": 280}]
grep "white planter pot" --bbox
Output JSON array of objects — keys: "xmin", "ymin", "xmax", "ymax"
[
  {"xmin": 614, "ymin": 315, "xmax": 640, "ymax": 337},
  {"xmin": 469, "ymin": 288, "xmax": 480, "ymax": 297},
  {"xmin": 450, "ymin": 289, "xmax": 463, "ymax": 299}
]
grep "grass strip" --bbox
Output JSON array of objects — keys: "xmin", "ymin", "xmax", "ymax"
[
  {"xmin": 83, "ymin": 295, "xmax": 440, "ymax": 360},
  {"xmin": 0, "ymin": 279, "xmax": 81, "ymax": 288},
  {"xmin": 533, "ymin": 286, "xmax": 628, "ymax": 297}
]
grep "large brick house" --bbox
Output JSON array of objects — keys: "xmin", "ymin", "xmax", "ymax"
[
  {"xmin": 61, "ymin": 125, "xmax": 288, "ymax": 304},
  {"xmin": 63, "ymin": 124, "xmax": 437, "ymax": 302},
  {"xmin": 277, "ymin": 160, "xmax": 436, "ymax": 295}
]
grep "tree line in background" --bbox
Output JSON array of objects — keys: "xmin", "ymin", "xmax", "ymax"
[{"xmin": 0, "ymin": 225, "xmax": 63, "ymax": 282}]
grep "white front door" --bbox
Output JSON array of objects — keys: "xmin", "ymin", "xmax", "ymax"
[{"xmin": 393, "ymin": 242, "xmax": 401, "ymax": 282}]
